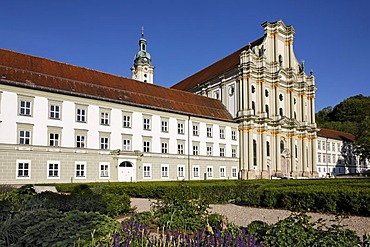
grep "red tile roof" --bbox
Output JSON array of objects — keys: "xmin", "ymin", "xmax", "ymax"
[
  {"xmin": 171, "ymin": 37, "xmax": 264, "ymax": 91},
  {"xmin": 318, "ymin": 128, "xmax": 355, "ymax": 142},
  {"xmin": 0, "ymin": 48, "xmax": 234, "ymax": 122}
]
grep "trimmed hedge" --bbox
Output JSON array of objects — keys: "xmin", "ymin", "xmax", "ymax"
[{"xmin": 50, "ymin": 178, "xmax": 370, "ymax": 216}]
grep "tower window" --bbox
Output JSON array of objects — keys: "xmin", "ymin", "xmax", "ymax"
[
  {"xmin": 144, "ymin": 74, "xmax": 147, "ymax": 78},
  {"xmin": 279, "ymin": 94, "xmax": 284, "ymax": 101}
]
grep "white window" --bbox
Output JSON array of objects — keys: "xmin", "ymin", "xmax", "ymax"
[
  {"xmin": 332, "ymin": 143, "xmax": 336, "ymax": 152},
  {"xmin": 207, "ymin": 166, "xmax": 213, "ymax": 178},
  {"xmin": 76, "ymin": 108, "xmax": 86, "ymax": 122},
  {"xmin": 100, "ymin": 112, "xmax": 109, "ymax": 125},
  {"xmin": 123, "ymin": 115, "xmax": 131, "ymax": 128},
  {"xmin": 75, "ymin": 162, "xmax": 86, "ymax": 179},
  {"xmin": 327, "ymin": 142, "xmax": 330, "ymax": 151},
  {"xmin": 49, "ymin": 104, "xmax": 60, "ymax": 119},
  {"xmin": 161, "ymin": 142, "xmax": 168, "ymax": 154},
  {"xmin": 193, "ymin": 165, "xmax": 200, "ymax": 178},
  {"xmin": 337, "ymin": 143, "xmax": 340, "ymax": 152},
  {"xmin": 178, "ymin": 122, "xmax": 184, "ymax": 134},
  {"xmin": 193, "ymin": 124, "xmax": 199, "ymax": 136},
  {"xmin": 47, "ymin": 161, "xmax": 60, "ymax": 179},
  {"xmin": 177, "ymin": 165, "xmax": 185, "ymax": 178},
  {"xmin": 161, "ymin": 120, "xmax": 168, "ymax": 132},
  {"xmin": 323, "ymin": 154, "xmax": 326, "ymax": 163},
  {"xmin": 161, "ymin": 164, "xmax": 169, "ymax": 178},
  {"xmin": 100, "ymin": 137, "xmax": 109, "ymax": 150},
  {"xmin": 143, "ymin": 141, "xmax": 150, "ymax": 152},
  {"xmin": 232, "ymin": 148, "xmax": 237, "ymax": 158},
  {"xmin": 143, "ymin": 164, "xmax": 152, "ymax": 179},
  {"xmin": 16, "ymin": 160, "xmax": 31, "ymax": 179},
  {"xmin": 207, "ymin": 126, "xmax": 212, "ymax": 137},
  {"xmin": 178, "ymin": 143, "xmax": 184, "ymax": 154},
  {"xmin": 323, "ymin": 142, "xmax": 326, "ymax": 150},
  {"xmin": 207, "ymin": 146, "xmax": 212, "ymax": 156},
  {"xmin": 231, "ymin": 130, "xmax": 237, "ymax": 140},
  {"xmin": 193, "ymin": 145, "xmax": 199, "ymax": 155},
  {"xmin": 49, "ymin": 132, "xmax": 60, "ymax": 147},
  {"xmin": 318, "ymin": 141, "xmax": 321, "ymax": 150},
  {"xmin": 333, "ymin": 154, "xmax": 336, "ymax": 163},
  {"xmin": 122, "ymin": 139, "xmax": 131, "ymax": 151},
  {"xmin": 231, "ymin": 167, "xmax": 237, "ymax": 178},
  {"xmin": 328, "ymin": 154, "xmax": 331, "ymax": 163},
  {"xmin": 19, "ymin": 130, "xmax": 31, "ymax": 145},
  {"xmin": 19, "ymin": 100, "xmax": 32, "ymax": 116},
  {"xmin": 318, "ymin": 153, "xmax": 321, "ymax": 163},
  {"xmin": 143, "ymin": 117, "xmax": 151, "ymax": 130},
  {"xmin": 220, "ymin": 147, "xmax": 225, "ymax": 157},
  {"xmin": 76, "ymin": 135, "xmax": 86, "ymax": 148},
  {"xmin": 220, "ymin": 166, "xmax": 226, "ymax": 178},
  {"xmin": 318, "ymin": 167, "xmax": 321, "ymax": 172},
  {"xmin": 99, "ymin": 162, "xmax": 110, "ymax": 179},
  {"xmin": 220, "ymin": 128, "xmax": 225, "ymax": 139}
]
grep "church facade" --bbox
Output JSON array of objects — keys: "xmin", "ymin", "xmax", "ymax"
[{"xmin": 172, "ymin": 20, "xmax": 318, "ymax": 179}]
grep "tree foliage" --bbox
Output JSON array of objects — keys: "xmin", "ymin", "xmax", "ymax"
[{"xmin": 316, "ymin": 94, "xmax": 370, "ymax": 160}]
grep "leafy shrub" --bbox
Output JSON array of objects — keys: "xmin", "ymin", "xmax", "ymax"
[
  {"xmin": 7, "ymin": 209, "xmax": 120, "ymax": 246},
  {"xmin": 151, "ymin": 183, "xmax": 210, "ymax": 231},
  {"xmin": 101, "ymin": 192, "xmax": 131, "ymax": 217}
]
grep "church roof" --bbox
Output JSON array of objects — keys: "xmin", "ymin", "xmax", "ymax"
[
  {"xmin": 171, "ymin": 37, "xmax": 264, "ymax": 91},
  {"xmin": 317, "ymin": 128, "xmax": 355, "ymax": 142},
  {"xmin": 0, "ymin": 48, "xmax": 233, "ymax": 122}
]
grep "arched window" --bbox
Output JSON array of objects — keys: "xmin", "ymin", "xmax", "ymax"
[
  {"xmin": 252, "ymin": 101, "xmax": 256, "ymax": 115},
  {"xmin": 280, "ymin": 140, "xmax": 285, "ymax": 154},
  {"xmin": 253, "ymin": 140, "xmax": 257, "ymax": 166},
  {"xmin": 119, "ymin": 161, "xmax": 133, "ymax": 167},
  {"xmin": 266, "ymin": 141, "xmax": 270, "ymax": 157},
  {"xmin": 265, "ymin": 104, "xmax": 269, "ymax": 118}
]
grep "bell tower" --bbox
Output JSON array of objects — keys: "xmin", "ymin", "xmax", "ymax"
[{"xmin": 131, "ymin": 27, "xmax": 154, "ymax": 84}]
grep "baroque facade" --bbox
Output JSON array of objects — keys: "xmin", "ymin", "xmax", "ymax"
[{"xmin": 172, "ymin": 20, "xmax": 318, "ymax": 179}]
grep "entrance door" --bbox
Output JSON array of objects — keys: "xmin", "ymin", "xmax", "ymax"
[{"xmin": 118, "ymin": 161, "xmax": 134, "ymax": 182}]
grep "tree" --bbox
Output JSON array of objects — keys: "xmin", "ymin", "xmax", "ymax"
[{"xmin": 354, "ymin": 116, "xmax": 370, "ymax": 161}]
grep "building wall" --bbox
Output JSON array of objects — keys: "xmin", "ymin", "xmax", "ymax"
[
  {"xmin": 0, "ymin": 84, "xmax": 239, "ymax": 184},
  {"xmin": 316, "ymin": 136, "xmax": 365, "ymax": 177}
]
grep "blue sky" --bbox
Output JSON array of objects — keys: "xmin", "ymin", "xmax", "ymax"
[{"xmin": 0, "ymin": 0, "xmax": 369, "ymax": 112}]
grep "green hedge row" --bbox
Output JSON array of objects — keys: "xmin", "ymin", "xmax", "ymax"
[{"xmin": 51, "ymin": 178, "xmax": 370, "ymax": 216}]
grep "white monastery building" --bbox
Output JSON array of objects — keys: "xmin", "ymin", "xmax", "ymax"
[{"xmin": 2, "ymin": 20, "xmax": 362, "ymax": 184}]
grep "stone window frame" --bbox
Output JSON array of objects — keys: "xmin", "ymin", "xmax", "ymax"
[
  {"xmin": 231, "ymin": 167, "xmax": 238, "ymax": 178},
  {"xmin": 207, "ymin": 166, "xmax": 213, "ymax": 179},
  {"xmin": 75, "ymin": 104, "xmax": 88, "ymax": 123},
  {"xmin": 161, "ymin": 118, "xmax": 169, "ymax": 133},
  {"xmin": 192, "ymin": 123, "xmax": 199, "ymax": 136},
  {"xmin": 161, "ymin": 164, "xmax": 169, "ymax": 179},
  {"xmin": 161, "ymin": 139, "xmax": 169, "ymax": 154},
  {"xmin": 177, "ymin": 164, "xmax": 185, "ymax": 179},
  {"xmin": 99, "ymin": 131, "xmax": 110, "ymax": 150},
  {"xmin": 177, "ymin": 120, "xmax": 185, "ymax": 134},
  {"xmin": 99, "ymin": 108, "xmax": 111, "ymax": 126},
  {"xmin": 219, "ymin": 127, "xmax": 225, "ymax": 139},
  {"xmin": 75, "ymin": 161, "xmax": 87, "ymax": 179},
  {"xmin": 122, "ymin": 134, "xmax": 132, "ymax": 151},
  {"xmin": 122, "ymin": 111, "xmax": 132, "ymax": 128},
  {"xmin": 219, "ymin": 145, "xmax": 226, "ymax": 157},
  {"xmin": 206, "ymin": 125, "xmax": 213, "ymax": 138},
  {"xmin": 192, "ymin": 165, "xmax": 200, "ymax": 178},
  {"xmin": 48, "ymin": 126, "xmax": 62, "ymax": 147},
  {"xmin": 143, "ymin": 163, "xmax": 152, "ymax": 179},
  {"xmin": 47, "ymin": 160, "xmax": 60, "ymax": 179},
  {"xmin": 206, "ymin": 144, "xmax": 213, "ymax": 156},
  {"xmin": 177, "ymin": 141, "xmax": 185, "ymax": 155},
  {"xmin": 16, "ymin": 159, "xmax": 31, "ymax": 179},
  {"xmin": 75, "ymin": 129, "xmax": 88, "ymax": 148},
  {"xmin": 220, "ymin": 166, "xmax": 226, "ymax": 178},
  {"xmin": 18, "ymin": 94, "xmax": 34, "ymax": 117},
  {"xmin": 192, "ymin": 142, "xmax": 199, "ymax": 156},
  {"xmin": 143, "ymin": 136, "xmax": 152, "ymax": 153},
  {"xmin": 99, "ymin": 162, "xmax": 110, "ymax": 179},
  {"xmin": 48, "ymin": 99, "xmax": 62, "ymax": 120},
  {"xmin": 143, "ymin": 115, "xmax": 152, "ymax": 131},
  {"xmin": 17, "ymin": 123, "xmax": 33, "ymax": 145}
]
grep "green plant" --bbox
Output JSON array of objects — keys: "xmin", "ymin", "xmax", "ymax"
[{"xmin": 151, "ymin": 182, "xmax": 210, "ymax": 231}]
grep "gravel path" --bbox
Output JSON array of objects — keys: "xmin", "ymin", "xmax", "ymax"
[{"xmin": 131, "ymin": 198, "xmax": 370, "ymax": 236}]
